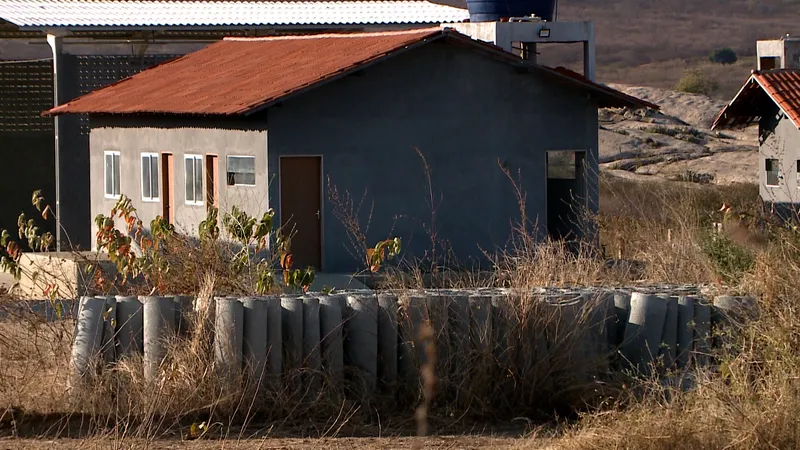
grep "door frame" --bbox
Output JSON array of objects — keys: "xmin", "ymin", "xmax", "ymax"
[
  {"xmin": 544, "ymin": 149, "xmax": 588, "ymax": 239},
  {"xmin": 277, "ymin": 155, "xmax": 325, "ymax": 271}
]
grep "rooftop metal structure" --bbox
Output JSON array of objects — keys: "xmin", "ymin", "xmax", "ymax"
[{"xmin": 0, "ymin": 0, "xmax": 468, "ymax": 30}]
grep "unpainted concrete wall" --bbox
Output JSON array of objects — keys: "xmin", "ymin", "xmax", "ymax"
[{"xmin": 89, "ymin": 116, "xmax": 267, "ymax": 239}]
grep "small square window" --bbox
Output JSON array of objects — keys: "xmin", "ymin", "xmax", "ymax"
[
  {"xmin": 226, "ymin": 155, "xmax": 256, "ymax": 186},
  {"xmin": 766, "ymin": 158, "xmax": 780, "ymax": 186},
  {"xmin": 797, "ymin": 160, "xmax": 800, "ymax": 187},
  {"xmin": 104, "ymin": 151, "xmax": 121, "ymax": 198},
  {"xmin": 141, "ymin": 153, "xmax": 160, "ymax": 201}
]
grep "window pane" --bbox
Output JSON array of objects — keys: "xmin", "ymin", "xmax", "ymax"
[
  {"xmin": 227, "ymin": 156, "xmax": 255, "ymax": 174},
  {"xmin": 105, "ymin": 154, "xmax": 113, "ymax": 195},
  {"xmin": 113, "ymin": 154, "xmax": 120, "ymax": 196},
  {"xmin": 142, "ymin": 156, "xmax": 151, "ymax": 199},
  {"xmin": 194, "ymin": 158, "xmax": 203, "ymax": 203},
  {"xmin": 150, "ymin": 155, "xmax": 159, "ymax": 198},
  {"xmin": 185, "ymin": 158, "xmax": 194, "ymax": 202},
  {"xmin": 234, "ymin": 173, "xmax": 256, "ymax": 185}
]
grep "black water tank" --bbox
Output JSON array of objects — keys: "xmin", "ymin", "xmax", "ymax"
[{"xmin": 466, "ymin": 0, "xmax": 558, "ymax": 22}]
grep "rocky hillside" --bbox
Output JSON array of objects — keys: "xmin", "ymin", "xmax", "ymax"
[{"xmin": 598, "ymin": 85, "xmax": 757, "ymax": 185}]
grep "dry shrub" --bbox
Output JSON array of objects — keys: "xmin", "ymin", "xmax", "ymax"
[
  {"xmin": 557, "ymin": 294, "xmax": 800, "ymax": 450},
  {"xmin": 598, "ymin": 175, "xmax": 760, "ymax": 284},
  {"xmin": 532, "ymin": 182, "xmax": 800, "ymax": 450}
]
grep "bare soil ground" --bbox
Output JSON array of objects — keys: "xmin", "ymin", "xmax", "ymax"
[{"xmin": 0, "ymin": 436, "xmax": 541, "ymax": 449}]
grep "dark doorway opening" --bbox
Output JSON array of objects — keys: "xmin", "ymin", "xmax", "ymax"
[
  {"xmin": 205, "ymin": 154, "xmax": 219, "ymax": 210},
  {"xmin": 546, "ymin": 150, "xmax": 587, "ymax": 241},
  {"xmin": 280, "ymin": 156, "xmax": 322, "ymax": 270},
  {"xmin": 162, "ymin": 153, "xmax": 174, "ymax": 223}
]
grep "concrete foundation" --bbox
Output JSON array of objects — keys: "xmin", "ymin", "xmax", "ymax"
[
  {"xmin": 694, "ymin": 300, "xmax": 712, "ymax": 367},
  {"xmin": 468, "ymin": 295, "xmax": 492, "ymax": 356},
  {"xmin": 69, "ymin": 296, "xmax": 105, "ymax": 385},
  {"xmin": 345, "ymin": 295, "xmax": 379, "ymax": 392},
  {"xmin": 99, "ymin": 295, "xmax": 117, "ymax": 364},
  {"xmin": 67, "ymin": 287, "xmax": 757, "ymax": 398},
  {"xmin": 16, "ymin": 252, "xmax": 116, "ymax": 299},
  {"xmin": 612, "ymin": 291, "xmax": 631, "ymax": 348},
  {"xmin": 214, "ymin": 298, "xmax": 244, "ymax": 381},
  {"xmin": 319, "ymin": 295, "xmax": 344, "ymax": 380},
  {"xmin": 173, "ymin": 295, "xmax": 194, "ymax": 336},
  {"xmin": 264, "ymin": 296, "xmax": 283, "ymax": 383},
  {"xmin": 242, "ymin": 297, "xmax": 268, "ymax": 383},
  {"xmin": 623, "ymin": 293, "xmax": 667, "ymax": 376},
  {"xmin": 377, "ymin": 293, "xmax": 399, "ymax": 389},
  {"xmin": 676, "ymin": 296, "xmax": 695, "ymax": 369},
  {"xmin": 303, "ymin": 297, "xmax": 322, "ymax": 396},
  {"xmin": 658, "ymin": 294, "xmax": 678, "ymax": 371},
  {"xmin": 115, "ymin": 296, "xmax": 143, "ymax": 357},
  {"xmin": 142, "ymin": 296, "xmax": 176, "ymax": 381}
]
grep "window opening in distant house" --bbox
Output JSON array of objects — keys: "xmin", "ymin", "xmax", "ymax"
[
  {"xmin": 760, "ymin": 56, "xmax": 780, "ymax": 70},
  {"xmin": 141, "ymin": 153, "xmax": 160, "ymax": 201},
  {"xmin": 766, "ymin": 158, "xmax": 780, "ymax": 187},
  {"xmin": 185, "ymin": 154, "xmax": 204, "ymax": 205},
  {"xmin": 104, "ymin": 151, "xmax": 121, "ymax": 198},
  {"xmin": 226, "ymin": 155, "xmax": 256, "ymax": 186}
]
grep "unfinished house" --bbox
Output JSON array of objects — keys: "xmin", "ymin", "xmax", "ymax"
[
  {"xmin": 47, "ymin": 28, "xmax": 656, "ymax": 272},
  {"xmin": 714, "ymin": 36, "xmax": 800, "ymax": 215}
]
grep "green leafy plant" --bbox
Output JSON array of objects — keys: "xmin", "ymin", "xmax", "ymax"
[
  {"xmin": 701, "ymin": 231, "xmax": 755, "ymax": 284},
  {"xmin": 1, "ymin": 190, "xmax": 58, "ymax": 297},
  {"xmin": 198, "ymin": 206, "xmax": 220, "ymax": 242},
  {"xmin": 366, "ymin": 237, "xmax": 402, "ymax": 272}
]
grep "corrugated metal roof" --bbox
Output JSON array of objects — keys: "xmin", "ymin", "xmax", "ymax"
[
  {"xmin": 0, "ymin": 0, "xmax": 469, "ymax": 28},
  {"xmin": 46, "ymin": 28, "xmax": 658, "ymax": 116},
  {"xmin": 713, "ymin": 69, "xmax": 800, "ymax": 130}
]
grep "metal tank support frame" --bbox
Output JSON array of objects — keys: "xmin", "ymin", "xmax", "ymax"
[{"xmin": 440, "ymin": 21, "xmax": 596, "ymax": 82}]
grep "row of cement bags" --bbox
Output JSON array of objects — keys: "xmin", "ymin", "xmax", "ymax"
[{"xmin": 69, "ymin": 287, "xmax": 756, "ymax": 390}]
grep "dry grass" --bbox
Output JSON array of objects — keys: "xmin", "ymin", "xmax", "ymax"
[{"xmin": 4, "ymin": 176, "xmax": 800, "ymax": 448}]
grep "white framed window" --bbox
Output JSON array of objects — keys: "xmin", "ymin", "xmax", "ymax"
[
  {"xmin": 184, "ymin": 154, "xmax": 204, "ymax": 205},
  {"xmin": 226, "ymin": 155, "xmax": 256, "ymax": 186},
  {"xmin": 104, "ymin": 151, "xmax": 121, "ymax": 199},
  {"xmin": 141, "ymin": 153, "xmax": 160, "ymax": 202}
]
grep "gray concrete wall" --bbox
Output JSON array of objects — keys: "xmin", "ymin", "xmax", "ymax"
[
  {"xmin": 89, "ymin": 116, "xmax": 267, "ymax": 241},
  {"xmin": 759, "ymin": 106, "xmax": 800, "ymax": 205},
  {"xmin": 267, "ymin": 40, "xmax": 599, "ymax": 272}
]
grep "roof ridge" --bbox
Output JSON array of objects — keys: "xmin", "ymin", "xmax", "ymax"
[{"xmin": 223, "ymin": 27, "xmax": 441, "ymax": 41}]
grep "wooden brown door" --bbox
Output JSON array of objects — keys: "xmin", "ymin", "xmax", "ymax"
[
  {"xmin": 161, "ymin": 153, "xmax": 174, "ymax": 223},
  {"xmin": 280, "ymin": 156, "xmax": 322, "ymax": 270},
  {"xmin": 206, "ymin": 154, "xmax": 219, "ymax": 210}
]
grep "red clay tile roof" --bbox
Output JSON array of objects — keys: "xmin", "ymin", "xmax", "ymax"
[
  {"xmin": 47, "ymin": 28, "xmax": 658, "ymax": 116},
  {"xmin": 713, "ymin": 69, "xmax": 800, "ymax": 130}
]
